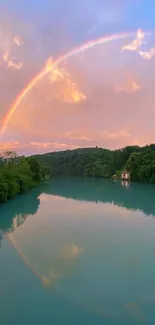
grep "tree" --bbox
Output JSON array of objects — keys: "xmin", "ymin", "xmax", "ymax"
[
  {"xmin": 35, "ymin": 144, "xmax": 155, "ymax": 183},
  {"xmin": 0, "ymin": 152, "xmax": 50, "ymax": 203},
  {"xmin": 26, "ymin": 157, "xmax": 42, "ymax": 183},
  {"xmin": 0, "ymin": 171, "xmax": 8, "ymax": 202},
  {"xmin": 2, "ymin": 151, "xmax": 17, "ymax": 165}
]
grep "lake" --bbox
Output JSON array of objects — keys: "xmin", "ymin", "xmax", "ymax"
[{"xmin": 0, "ymin": 177, "xmax": 155, "ymax": 325}]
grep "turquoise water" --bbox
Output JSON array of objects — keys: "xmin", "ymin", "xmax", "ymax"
[{"xmin": 0, "ymin": 177, "xmax": 155, "ymax": 324}]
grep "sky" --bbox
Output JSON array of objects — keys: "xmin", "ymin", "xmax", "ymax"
[{"xmin": 0, "ymin": 0, "xmax": 155, "ymax": 154}]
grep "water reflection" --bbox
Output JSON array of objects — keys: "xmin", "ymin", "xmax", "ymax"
[
  {"xmin": 0, "ymin": 230, "xmax": 3, "ymax": 248},
  {"xmin": 121, "ymin": 180, "xmax": 130, "ymax": 188},
  {"xmin": 1, "ymin": 178, "xmax": 155, "ymax": 323},
  {"xmin": 1, "ymin": 177, "xmax": 155, "ymax": 235},
  {"xmin": 0, "ymin": 187, "xmax": 41, "ymax": 232}
]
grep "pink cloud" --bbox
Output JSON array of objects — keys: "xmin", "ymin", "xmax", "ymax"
[
  {"xmin": 121, "ymin": 29, "xmax": 145, "ymax": 53},
  {"xmin": 100, "ymin": 130, "xmax": 132, "ymax": 140},
  {"xmin": 121, "ymin": 29, "xmax": 155, "ymax": 62},
  {"xmin": 0, "ymin": 141, "xmax": 77, "ymax": 155},
  {"xmin": 14, "ymin": 35, "xmax": 24, "ymax": 47},
  {"xmin": 65, "ymin": 132, "xmax": 91, "ymax": 141},
  {"xmin": 0, "ymin": 140, "xmax": 20, "ymax": 151},
  {"xmin": 139, "ymin": 48, "xmax": 155, "ymax": 60},
  {"xmin": 1, "ymin": 23, "xmax": 155, "ymax": 152},
  {"xmin": 29, "ymin": 141, "xmax": 77, "ymax": 151},
  {"xmin": 115, "ymin": 80, "xmax": 141, "ymax": 94}
]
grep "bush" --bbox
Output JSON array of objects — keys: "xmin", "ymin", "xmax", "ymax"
[{"xmin": 0, "ymin": 152, "xmax": 50, "ymax": 203}]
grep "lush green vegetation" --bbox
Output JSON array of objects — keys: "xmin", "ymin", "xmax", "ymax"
[
  {"xmin": 1, "ymin": 144, "xmax": 155, "ymax": 203},
  {"xmin": 35, "ymin": 144, "xmax": 155, "ymax": 183},
  {"xmin": 0, "ymin": 151, "xmax": 50, "ymax": 203}
]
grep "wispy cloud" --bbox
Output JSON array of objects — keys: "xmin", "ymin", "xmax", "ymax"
[
  {"xmin": 2, "ymin": 50, "xmax": 23, "ymax": 70},
  {"xmin": 139, "ymin": 48, "xmax": 155, "ymax": 60},
  {"xmin": 115, "ymin": 80, "xmax": 140, "ymax": 94},
  {"xmin": 121, "ymin": 29, "xmax": 155, "ymax": 61},
  {"xmin": 0, "ymin": 140, "xmax": 20, "ymax": 151},
  {"xmin": 13, "ymin": 35, "xmax": 24, "ymax": 47},
  {"xmin": 0, "ymin": 141, "xmax": 77, "ymax": 154},
  {"xmin": 3, "ymin": 51, "xmax": 9, "ymax": 62},
  {"xmin": 121, "ymin": 29, "xmax": 145, "ymax": 53},
  {"xmin": 65, "ymin": 132, "xmax": 91, "ymax": 141},
  {"xmin": 29, "ymin": 141, "xmax": 77, "ymax": 150},
  {"xmin": 1, "ymin": 9, "xmax": 155, "ymax": 153},
  {"xmin": 114, "ymin": 74, "xmax": 141, "ymax": 94},
  {"xmin": 101, "ymin": 130, "xmax": 132, "ymax": 140},
  {"xmin": 7, "ymin": 58, "xmax": 23, "ymax": 70},
  {"xmin": 0, "ymin": 24, "xmax": 23, "ymax": 70},
  {"xmin": 47, "ymin": 59, "xmax": 87, "ymax": 104}
]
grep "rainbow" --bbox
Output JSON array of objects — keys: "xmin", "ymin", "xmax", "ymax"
[
  {"xmin": 0, "ymin": 31, "xmax": 135, "ymax": 136},
  {"xmin": 5, "ymin": 233, "xmax": 42, "ymax": 281}
]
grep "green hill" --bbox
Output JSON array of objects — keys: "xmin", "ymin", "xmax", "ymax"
[{"xmin": 34, "ymin": 144, "xmax": 155, "ymax": 183}]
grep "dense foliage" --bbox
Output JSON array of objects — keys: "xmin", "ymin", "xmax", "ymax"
[
  {"xmin": 36, "ymin": 144, "xmax": 155, "ymax": 183},
  {"xmin": 1, "ymin": 144, "xmax": 155, "ymax": 203},
  {"xmin": 0, "ymin": 151, "xmax": 50, "ymax": 203}
]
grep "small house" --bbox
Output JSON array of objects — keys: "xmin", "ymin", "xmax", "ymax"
[{"xmin": 121, "ymin": 170, "xmax": 130, "ymax": 180}]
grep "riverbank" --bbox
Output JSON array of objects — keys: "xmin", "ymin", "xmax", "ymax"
[
  {"xmin": 0, "ymin": 153, "xmax": 50, "ymax": 203},
  {"xmin": 1, "ymin": 143, "xmax": 155, "ymax": 203},
  {"xmin": 35, "ymin": 144, "xmax": 155, "ymax": 184}
]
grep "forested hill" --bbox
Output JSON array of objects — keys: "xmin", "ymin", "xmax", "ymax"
[{"xmin": 35, "ymin": 144, "xmax": 155, "ymax": 183}]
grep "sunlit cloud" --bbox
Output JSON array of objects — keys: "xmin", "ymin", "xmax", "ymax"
[
  {"xmin": 48, "ymin": 59, "xmax": 87, "ymax": 104},
  {"xmin": 139, "ymin": 48, "xmax": 155, "ymax": 60},
  {"xmin": 13, "ymin": 35, "xmax": 24, "ymax": 47},
  {"xmin": 2, "ymin": 51, "xmax": 23, "ymax": 70},
  {"xmin": 121, "ymin": 29, "xmax": 145, "ymax": 53},
  {"xmin": 121, "ymin": 28, "xmax": 155, "ymax": 61},
  {"xmin": 0, "ymin": 140, "xmax": 20, "ymax": 151},
  {"xmin": 115, "ymin": 78, "xmax": 141, "ymax": 94},
  {"xmin": 132, "ymin": 81, "xmax": 141, "ymax": 92},
  {"xmin": 1, "ymin": 16, "xmax": 155, "ymax": 152},
  {"xmin": 0, "ymin": 140, "xmax": 77, "ymax": 154},
  {"xmin": 3, "ymin": 51, "xmax": 9, "ymax": 62},
  {"xmin": 7, "ymin": 59, "xmax": 23, "ymax": 70},
  {"xmin": 0, "ymin": 24, "xmax": 23, "ymax": 70},
  {"xmin": 101, "ymin": 130, "xmax": 132, "ymax": 140},
  {"xmin": 29, "ymin": 141, "xmax": 77, "ymax": 151},
  {"xmin": 66, "ymin": 133, "xmax": 91, "ymax": 141}
]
